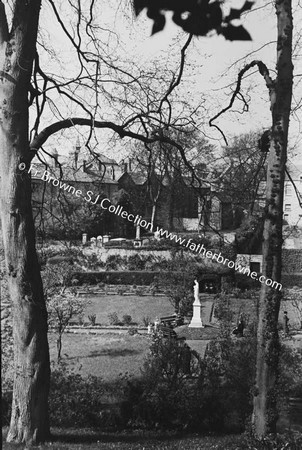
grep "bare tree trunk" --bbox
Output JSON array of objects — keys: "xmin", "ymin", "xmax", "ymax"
[
  {"xmin": 0, "ymin": 0, "xmax": 50, "ymax": 444},
  {"xmin": 57, "ymin": 336, "xmax": 62, "ymax": 362},
  {"xmin": 252, "ymin": 0, "xmax": 293, "ymax": 437},
  {"xmin": 150, "ymin": 201, "xmax": 157, "ymax": 231}
]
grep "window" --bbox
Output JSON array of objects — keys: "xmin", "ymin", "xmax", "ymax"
[
  {"xmin": 284, "ymin": 204, "xmax": 291, "ymax": 211},
  {"xmin": 250, "ymin": 262, "xmax": 261, "ymax": 273},
  {"xmin": 285, "ymin": 184, "xmax": 292, "ymax": 196}
]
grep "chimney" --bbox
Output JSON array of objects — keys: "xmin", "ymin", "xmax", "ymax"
[
  {"xmin": 83, "ymin": 160, "xmax": 86, "ymax": 172},
  {"xmin": 128, "ymin": 158, "xmax": 132, "ymax": 172},
  {"xmin": 52, "ymin": 148, "xmax": 59, "ymax": 168},
  {"xmin": 74, "ymin": 137, "xmax": 81, "ymax": 169}
]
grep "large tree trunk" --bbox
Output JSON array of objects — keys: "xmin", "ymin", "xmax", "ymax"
[
  {"xmin": 0, "ymin": 0, "xmax": 50, "ymax": 444},
  {"xmin": 252, "ymin": 0, "xmax": 293, "ymax": 437}
]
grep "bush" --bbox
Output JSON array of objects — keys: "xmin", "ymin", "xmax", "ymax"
[
  {"xmin": 108, "ymin": 312, "xmax": 119, "ymax": 325},
  {"xmin": 122, "ymin": 314, "xmax": 132, "ymax": 325},
  {"xmin": 88, "ymin": 314, "xmax": 97, "ymax": 326},
  {"xmin": 73, "ymin": 271, "xmax": 159, "ymax": 285},
  {"xmin": 127, "ymin": 254, "xmax": 148, "ymax": 271},
  {"xmin": 142, "ymin": 316, "xmax": 151, "ymax": 326},
  {"xmin": 49, "ymin": 363, "xmax": 105, "ymax": 427},
  {"xmin": 117, "ymin": 286, "xmax": 127, "ymax": 295},
  {"xmin": 124, "ymin": 334, "xmax": 204, "ymax": 430}
]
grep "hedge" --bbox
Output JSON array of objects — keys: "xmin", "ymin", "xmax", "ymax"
[
  {"xmin": 72, "ymin": 271, "xmax": 302, "ymax": 288},
  {"xmin": 72, "ymin": 271, "xmax": 219, "ymax": 286},
  {"xmin": 281, "ymin": 274, "xmax": 302, "ymax": 288},
  {"xmin": 73, "ymin": 271, "xmax": 171, "ymax": 285}
]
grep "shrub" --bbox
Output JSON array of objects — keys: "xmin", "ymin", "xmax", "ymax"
[
  {"xmin": 49, "ymin": 363, "xmax": 104, "ymax": 428},
  {"xmin": 78, "ymin": 314, "xmax": 84, "ymax": 325},
  {"xmin": 142, "ymin": 316, "xmax": 151, "ymax": 327},
  {"xmin": 127, "ymin": 254, "xmax": 146, "ymax": 271},
  {"xmin": 117, "ymin": 286, "xmax": 127, "ymax": 295},
  {"xmin": 73, "ymin": 271, "xmax": 159, "ymax": 285},
  {"xmin": 202, "ymin": 334, "xmax": 257, "ymax": 432},
  {"xmin": 124, "ymin": 334, "xmax": 204, "ymax": 430},
  {"xmin": 135, "ymin": 286, "xmax": 144, "ymax": 296},
  {"xmin": 88, "ymin": 314, "xmax": 97, "ymax": 326},
  {"xmin": 105, "ymin": 255, "xmax": 122, "ymax": 270},
  {"xmin": 122, "ymin": 314, "xmax": 132, "ymax": 325},
  {"xmin": 108, "ymin": 312, "xmax": 119, "ymax": 325}
]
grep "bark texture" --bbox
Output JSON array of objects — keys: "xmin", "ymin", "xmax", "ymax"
[
  {"xmin": 0, "ymin": 0, "xmax": 50, "ymax": 444},
  {"xmin": 252, "ymin": 0, "xmax": 293, "ymax": 437}
]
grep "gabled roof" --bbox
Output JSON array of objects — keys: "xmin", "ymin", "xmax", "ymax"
[
  {"xmin": 86, "ymin": 153, "xmax": 119, "ymax": 166},
  {"xmin": 118, "ymin": 171, "xmax": 148, "ymax": 185},
  {"xmin": 286, "ymin": 161, "xmax": 302, "ymax": 180},
  {"xmin": 30, "ymin": 162, "xmax": 118, "ymax": 184}
]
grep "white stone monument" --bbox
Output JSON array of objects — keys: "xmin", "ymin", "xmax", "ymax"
[
  {"xmin": 96, "ymin": 235, "xmax": 103, "ymax": 247},
  {"xmin": 136, "ymin": 224, "xmax": 141, "ymax": 240},
  {"xmin": 189, "ymin": 279, "xmax": 204, "ymax": 328},
  {"xmin": 82, "ymin": 233, "xmax": 87, "ymax": 245}
]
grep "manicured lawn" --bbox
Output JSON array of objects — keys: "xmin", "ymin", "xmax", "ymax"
[
  {"xmin": 48, "ymin": 294, "xmax": 174, "ymax": 381},
  {"xmin": 48, "ymin": 332, "xmax": 150, "ymax": 380},
  {"xmin": 81, "ymin": 294, "xmax": 173, "ymax": 326}
]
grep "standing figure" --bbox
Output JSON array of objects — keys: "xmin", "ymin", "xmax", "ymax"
[
  {"xmin": 283, "ymin": 311, "xmax": 289, "ymax": 336},
  {"xmin": 194, "ymin": 279, "xmax": 200, "ymax": 303}
]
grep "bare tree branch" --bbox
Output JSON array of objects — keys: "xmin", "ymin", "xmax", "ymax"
[{"xmin": 209, "ymin": 60, "xmax": 275, "ymax": 144}]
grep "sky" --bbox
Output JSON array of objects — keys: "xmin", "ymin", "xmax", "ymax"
[{"xmin": 33, "ymin": 0, "xmax": 301, "ymax": 166}]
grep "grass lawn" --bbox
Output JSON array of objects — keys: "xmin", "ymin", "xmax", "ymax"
[
  {"xmin": 81, "ymin": 294, "xmax": 173, "ymax": 326},
  {"xmin": 48, "ymin": 332, "xmax": 150, "ymax": 381},
  {"xmin": 2, "ymin": 429, "xmax": 251, "ymax": 449}
]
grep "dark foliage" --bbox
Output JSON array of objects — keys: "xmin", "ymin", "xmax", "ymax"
[{"xmin": 133, "ymin": 0, "xmax": 253, "ymax": 40}]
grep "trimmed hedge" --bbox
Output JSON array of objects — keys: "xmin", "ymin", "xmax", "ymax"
[
  {"xmin": 281, "ymin": 274, "xmax": 302, "ymax": 288},
  {"xmin": 73, "ymin": 271, "xmax": 167, "ymax": 285},
  {"xmin": 72, "ymin": 270, "xmax": 302, "ymax": 288},
  {"xmin": 72, "ymin": 271, "xmax": 215, "ymax": 286}
]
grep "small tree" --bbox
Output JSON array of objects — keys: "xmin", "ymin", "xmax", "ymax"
[
  {"xmin": 47, "ymin": 291, "xmax": 84, "ymax": 362},
  {"xmin": 42, "ymin": 263, "xmax": 84, "ymax": 362}
]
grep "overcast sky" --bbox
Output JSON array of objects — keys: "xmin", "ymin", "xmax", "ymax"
[{"xmin": 36, "ymin": 0, "xmax": 301, "ymax": 166}]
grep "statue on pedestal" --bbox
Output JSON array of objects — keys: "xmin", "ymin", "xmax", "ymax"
[
  {"xmin": 194, "ymin": 279, "xmax": 200, "ymax": 304},
  {"xmin": 189, "ymin": 279, "xmax": 204, "ymax": 328}
]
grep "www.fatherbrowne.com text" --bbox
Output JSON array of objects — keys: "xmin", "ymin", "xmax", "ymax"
[{"xmin": 27, "ymin": 166, "xmax": 282, "ymax": 291}]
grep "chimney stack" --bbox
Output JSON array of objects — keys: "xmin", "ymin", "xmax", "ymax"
[
  {"xmin": 74, "ymin": 137, "xmax": 81, "ymax": 169},
  {"xmin": 52, "ymin": 148, "xmax": 59, "ymax": 168}
]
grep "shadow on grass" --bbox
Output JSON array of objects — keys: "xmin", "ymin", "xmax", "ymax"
[{"xmin": 64, "ymin": 348, "xmax": 142, "ymax": 359}]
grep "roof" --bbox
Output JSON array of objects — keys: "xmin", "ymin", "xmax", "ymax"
[
  {"xmin": 86, "ymin": 153, "xmax": 119, "ymax": 166},
  {"xmin": 286, "ymin": 161, "xmax": 302, "ymax": 180},
  {"xmin": 30, "ymin": 163, "xmax": 118, "ymax": 184},
  {"xmin": 118, "ymin": 171, "xmax": 148, "ymax": 185}
]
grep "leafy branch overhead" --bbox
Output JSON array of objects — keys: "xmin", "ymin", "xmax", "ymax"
[{"xmin": 133, "ymin": 0, "xmax": 254, "ymax": 40}]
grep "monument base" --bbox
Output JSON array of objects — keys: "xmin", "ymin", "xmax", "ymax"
[{"xmin": 188, "ymin": 320, "xmax": 204, "ymax": 328}]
